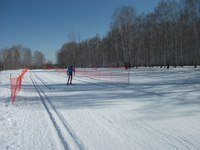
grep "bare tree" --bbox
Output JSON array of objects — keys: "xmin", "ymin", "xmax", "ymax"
[
  {"xmin": 22, "ymin": 48, "xmax": 32, "ymax": 68},
  {"xmin": 32, "ymin": 51, "xmax": 45, "ymax": 68},
  {"xmin": 111, "ymin": 6, "xmax": 136, "ymax": 67}
]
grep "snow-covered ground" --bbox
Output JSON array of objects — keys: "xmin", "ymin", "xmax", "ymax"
[{"xmin": 0, "ymin": 67, "xmax": 200, "ymax": 150}]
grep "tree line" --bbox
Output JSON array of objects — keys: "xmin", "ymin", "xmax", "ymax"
[
  {"xmin": 0, "ymin": 45, "xmax": 46, "ymax": 70},
  {"xmin": 57, "ymin": 0, "xmax": 200, "ymax": 68}
]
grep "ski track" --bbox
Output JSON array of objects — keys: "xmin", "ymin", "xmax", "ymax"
[
  {"xmin": 22, "ymin": 72, "xmax": 59, "ymax": 150},
  {"xmin": 30, "ymin": 71, "xmax": 83, "ymax": 150}
]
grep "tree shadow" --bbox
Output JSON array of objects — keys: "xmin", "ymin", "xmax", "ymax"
[{"xmin": 7, "ymin": 68, "xmax": 200, "ymax": 121}]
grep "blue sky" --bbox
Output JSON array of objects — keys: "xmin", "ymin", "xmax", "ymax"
[{"xmin": 0, "ymin": 0, "xmax": 160, "ymax": 63}]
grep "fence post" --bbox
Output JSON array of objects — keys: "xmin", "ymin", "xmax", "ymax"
[{"xmin": 10, "ymin": 73, "xmax": 13, "ymax": 104}]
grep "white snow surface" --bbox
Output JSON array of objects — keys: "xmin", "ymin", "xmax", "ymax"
[{"xmin": 0, "ymin": 67, "xmax": 200, "ymax": 150}]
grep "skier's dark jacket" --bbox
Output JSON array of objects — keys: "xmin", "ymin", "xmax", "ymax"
[{"xmin": 67, "ymin": 67, "xmax": 74, "ymax": 76}]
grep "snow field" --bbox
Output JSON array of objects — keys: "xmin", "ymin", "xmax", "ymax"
[{"xmin": 0, "ymin": 67, "xmax": 200, "ymax": 150}]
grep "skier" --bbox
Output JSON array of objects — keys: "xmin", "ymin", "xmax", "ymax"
[{"xmin": 67, "ymin": 66, "xmax": 75, "ymax": 85}]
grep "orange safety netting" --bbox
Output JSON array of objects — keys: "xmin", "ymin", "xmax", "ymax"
[
  {"xmin": 55, "ymin": 67, "xmax": 130, "ymax": 84},
  {"xmin": 10, "ymin": 68, "xmax": 28, "ymax": 104},
  {"xmin": 75, "ymin": 68, "xmax": 130, "ymax": 84}
]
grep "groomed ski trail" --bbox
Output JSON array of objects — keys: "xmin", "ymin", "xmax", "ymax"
[{"xmin": 30, "ymin": 71, "xmax": 84, "ymax": 150}]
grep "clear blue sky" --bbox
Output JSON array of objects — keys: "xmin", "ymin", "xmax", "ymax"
[{"xmin": 0, "ymin": 0, "xmax": 160, "ymax": 63}]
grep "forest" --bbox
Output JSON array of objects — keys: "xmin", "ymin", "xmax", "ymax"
[
  {"xmin": 0, "ymin": 45, "xmax": 46, "ymax": 70},
  {"xmin": 57, "ymin": 0, "xmax": 200, "ymax": 68}
]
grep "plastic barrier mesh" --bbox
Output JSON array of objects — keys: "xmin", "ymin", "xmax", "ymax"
[
  {"xmin": 55, "ymin": 68, "xmax": 130, "ymax": 84},
  {"xmin": 10, "ymin": 68, "xmax": 28, "ymax": 104},
  {"xmin": 76, "ymin": 68, "xmax": 130, "ymax": 84}
]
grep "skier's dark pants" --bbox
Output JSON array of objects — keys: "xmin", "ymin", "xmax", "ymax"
[{"xmin": 67, "ymin": 74, "xmax": 73, "ymax": 84}]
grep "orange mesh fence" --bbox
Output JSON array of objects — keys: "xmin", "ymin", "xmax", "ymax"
[
  {"xmin": 76, "ymin": 68, "xmax": 130, "ymax": 84},
  {"xmin": 55, "ymin": 68, "xmax": 66, "ymax": 74},
  {"xmin": 10, "ymin": 68, "xmax": 28, "ymax": 104},
  {"xmin": 54, "ymin": 68, "xmax": 130, "ymax": 84},
  {"xmin": 20, "ymin": 68, "xmax": 28, "ymax": 79}
]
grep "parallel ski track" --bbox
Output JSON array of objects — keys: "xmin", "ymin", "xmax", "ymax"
[
  {"xmin": 30, "ymin": 71, "xmax": 84, "ymax": 150},
  {"xmin": 34, "ymin": 73, "xmax": 55, "ymax": 89}
]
